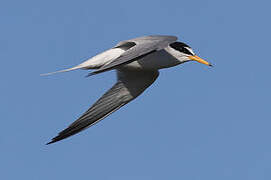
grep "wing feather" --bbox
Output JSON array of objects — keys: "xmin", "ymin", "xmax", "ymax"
[{"xmin": 47, "ymin": 70, "xmax": 159, "ymax": 144}]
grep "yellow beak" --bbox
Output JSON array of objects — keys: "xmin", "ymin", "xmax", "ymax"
[{"xmin": 188, "ymin": 55, "xmax": 212, "ymax": 66}]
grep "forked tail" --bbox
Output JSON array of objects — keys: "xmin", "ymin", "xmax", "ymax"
[{"xmin": 40, "ymin": 66, "xmax": 82, "ymax": 76}]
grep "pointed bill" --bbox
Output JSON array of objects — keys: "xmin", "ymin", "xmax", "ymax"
[{"xmin": 189, "ymin": 55, "xmax": 212, "ymax": 66}]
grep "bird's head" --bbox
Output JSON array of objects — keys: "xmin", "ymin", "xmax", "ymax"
[{"xmin": 169, "ymin": 41, "xmax": 212, "ymax": 66}]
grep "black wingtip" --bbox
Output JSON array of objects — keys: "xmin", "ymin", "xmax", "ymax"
[
  {"xmin": 46, "ymin": 135, "xmax": 62, "ymax": 145},
  {"xmin": 85, "ymin": 72, "xmax": 96, "ymax": 77},
  {"xmin": 46, "ymin": 139, "xmax": 57, "ymax": 145},
  {"xmin": 85, "ymin": 69, "xmax": 107, "ymax": 77}
]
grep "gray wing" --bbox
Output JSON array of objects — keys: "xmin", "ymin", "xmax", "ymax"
[
  {"xmin": 47, "ymin": 69, "xmax": 159, "ymax": 144},
  {"xmin": 88, "ymin": 35, "xmax": 177, "ymax": 76}
]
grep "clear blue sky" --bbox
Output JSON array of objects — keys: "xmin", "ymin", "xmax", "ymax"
[{"xmin": 1, "ymin": 0, "xmax": 270, "ymax": 179}]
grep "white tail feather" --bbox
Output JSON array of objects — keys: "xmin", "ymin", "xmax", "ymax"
[
  {"xmin": 41, "ymin": 47, "xmax": 126, "ymax": 76},
  {"xmin": 40, "ymin": 66, "xmax": 82, "ymax": 76}
]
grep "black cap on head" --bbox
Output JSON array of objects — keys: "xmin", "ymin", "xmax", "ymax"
[{"xmin": 169, "ymin": 42, "xmax": 194, "ymax": 55}]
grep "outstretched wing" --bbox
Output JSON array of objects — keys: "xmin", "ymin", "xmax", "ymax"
[
  {"xmin": 88, "ymin": 35, "xmax": 177, "ymax": 76},
  {"xmin": 47, "ymin": 69, "xmax": 159, "ymax": 144}
]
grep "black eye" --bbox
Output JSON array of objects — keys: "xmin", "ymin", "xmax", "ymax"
[{"xmin": 170, "ymin": 42, "xmax": 193, "ymax": 55}]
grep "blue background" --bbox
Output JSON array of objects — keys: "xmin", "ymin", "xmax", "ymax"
[{"xmin": 1, "ymin": 0, "xmax": 270, "ymax": 179}]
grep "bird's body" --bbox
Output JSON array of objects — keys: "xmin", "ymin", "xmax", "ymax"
[
  {"xmin": 123, "ymin": 48, "xmax": 183, "ymax": 70},
  {"xmin": 44, "ymin": 35, "xmax": 211, "ymax": 144},
  {"xmin": 81, "ymin": 47, "xmax": 181, "ymax": 71}
]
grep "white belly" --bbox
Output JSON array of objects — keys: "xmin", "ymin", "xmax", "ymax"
[{"xmin": 123, "ymin": 49, "xmax": 181, "ymax": 70}]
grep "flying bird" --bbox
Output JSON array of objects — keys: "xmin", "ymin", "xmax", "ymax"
[{"xmin": 44, "ymin": 35, "xmax": 212, "ymax": 144}]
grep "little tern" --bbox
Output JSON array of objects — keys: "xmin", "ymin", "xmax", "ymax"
[{"xmin": 44, "ymin": 35, "xmax": 212, "ymax": 144}]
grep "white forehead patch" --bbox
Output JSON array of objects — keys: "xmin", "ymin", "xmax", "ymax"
[{"xmin": 184, "ymin": 47, "xmax": 195, "ymax": 55}]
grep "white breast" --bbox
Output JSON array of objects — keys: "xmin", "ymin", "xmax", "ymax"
[{"xmin": 123, "ymin": 48, "xmax": 181, "ymax": 70}]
